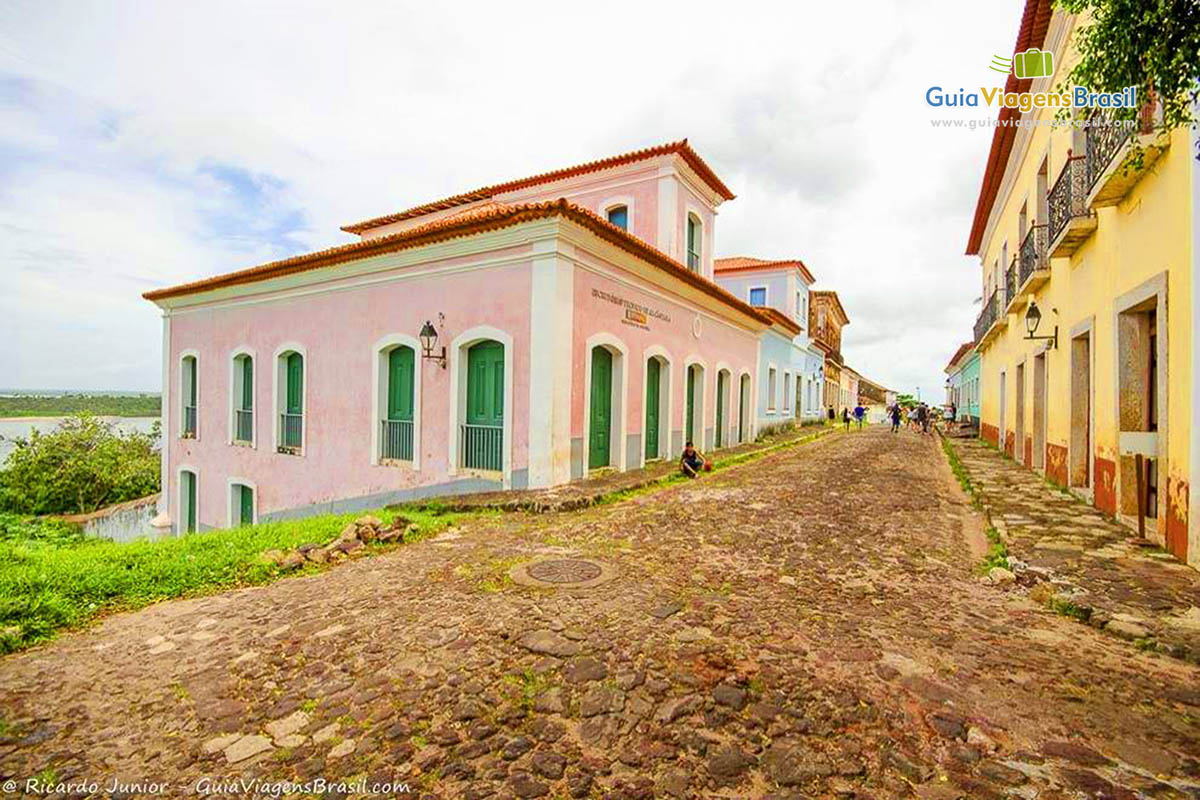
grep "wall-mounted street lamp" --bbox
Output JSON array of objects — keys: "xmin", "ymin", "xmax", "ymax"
[
  {"xmin": 419, "ymin": 320, "xmax": 447, "ymax": 368},
  {"xmin": 1024, "ymin": 301, "xmax": 1058, "ymax": 349}
]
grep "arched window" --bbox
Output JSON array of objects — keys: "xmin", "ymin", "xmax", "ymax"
[
  {"xmin": 686, "ymin": 214, "xmax": 702, "ymax": 271},
  {"xmin": 381, "ymin": 345, "xmax": 416, "ymax": 461},
  {"xmin": 606, "ymin": 204, "xmax": 628, "ymax": 231},
  {"xmin": 275, "ymin": 349, "xmax": 304, "ymax": 454},
  {"xmin": 181, "ymin": 354, "xmax": 198, "ymax": 439},
  {"xmin": 231, "ymin": 352, "xmax": 253, "ymax": 445}
]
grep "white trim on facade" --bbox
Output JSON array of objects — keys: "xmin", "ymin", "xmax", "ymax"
[
  {"xmin": 599, "ymin": 195, "xmax": 635, "ymax": 232},
  {"xmin": 528, "ymin": 247, "xmax": 575, "ymax": 488},
  {"xmin": 683, "ymin": 355, "xmax": 708, "ymax": 450},
  {"xmin": 272, "ymin": 342, "xmax": 308, "ymax": 456},
  {"xmin": 228, "ymin": 345, "xmax": 257, "ymax": 449},
  {"xmin": 370, "ymin": 333, "xmax": 423, "ymax": 471},
  {"xmin": 226, "ymin": 476, "xmax": 258, "ymax": 528},
  {"xmin": 713, "ymin": 361, "xmax": 733, "ymax": 448},
  {"xmin": 448, "ymin": 325, "xmax": 515, "ymax": 487},
  {"xmin": 641, "ymin": 345, "xmax": 675, "ymax": 466},
  {"xmin": 179, "ymin": 348, "xmax": 200, "ymax": 441},
  {"xmin": 582, "ymin": 332, "xmax": 630, "ymax": 473},
  {"xmin": 177, "ymin": 464, "xmax": 198, "ymax": 535}
]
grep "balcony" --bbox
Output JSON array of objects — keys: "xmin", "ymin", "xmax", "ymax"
[
  {"xmin": 279, "ymin": 412, "xmax": 303, "ymax": 453},
  {"xmin": 1003, "ymin": 259, "xmax": 1020, "ymax": 314},
  {"xmin": 974, "ymin": 287, "xmax": 1007, "ymax": 347},
  {"xmin": 1086, "ymin": 109, "xmax": 1169, "ymax": 208},
  {"xmin": 1015, "ymin": 224, "xmax": 1050, "ymax": 298},
  {"xmin": 1048, "ymin": 155, "xmax": 1097, "ymax": 256},
  {"xmin": 381, "ymin": 418, "xmax": 414, "ymax": 462},
  {"xmin": 460, "ymin": 423, "xmax": 502, "ymax": 472},
  {"xmin": 234, "ymin": 408, "xmax": 253, "ymax": 444}
]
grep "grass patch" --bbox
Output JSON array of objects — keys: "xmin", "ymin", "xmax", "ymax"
[
  {"xmin": 1048, "ymin": 596, "xmax": 1092, "ymax": 623},
  {"xmin": 941, "ymin": 438, "xmax": 981, "ymax": 509},
  {"xmin": 0, "ymin": 505, "xmax": 463, "ymax": 654},
  {"xmin": 942, "ymin": 439, "xmax": 1011, "ymax": 574},
  {"xmin": 978, "ymin": 527, "xmax": 1009, "ymax": 574}
]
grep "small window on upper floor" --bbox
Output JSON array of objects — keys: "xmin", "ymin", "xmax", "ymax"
[
  {"xmin": 749, "ymin": 287, "xmax": 766, "ymax": 307},
  {"xmin": 686, "ymin": 214, "xmax": 701, "ymax": 272},
  {"xmin": 606, "ymin": 205, "xmax": 628, "ymax": 231}
]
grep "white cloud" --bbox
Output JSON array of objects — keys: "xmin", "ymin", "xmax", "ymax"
[{"xmin": 0, "ymin": 0, "xmax": 1023, "ymax": 394}]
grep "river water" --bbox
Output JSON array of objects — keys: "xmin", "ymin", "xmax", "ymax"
[{"xmin": 0, "ymin": 417, "xmax": 160, "ymax": 463}]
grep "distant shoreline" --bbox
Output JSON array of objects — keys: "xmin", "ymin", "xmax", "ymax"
[{"xmin": 0, "ymin": 415, "xmax": 161, "ymax": 422}]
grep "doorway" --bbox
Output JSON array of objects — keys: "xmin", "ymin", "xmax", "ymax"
[
  {"xmin": 1032, "ymin": 353, "xmax": 1047, "ymax": 471},
  {"xmin": 588, "ymin": 346, "xmax": 613, "ymax": 469},
  {"xmin": 1015, "ymin": 362, "xmax": 1026, "ymax": 463},
  {"xmin": 1070, "ymin": 331, "xmax": 1092, "ymax": 488}
]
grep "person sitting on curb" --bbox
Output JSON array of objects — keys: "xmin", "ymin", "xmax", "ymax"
[{"xmin": 679, "ymin": 440, "xmax": 708, "ymax": 478}]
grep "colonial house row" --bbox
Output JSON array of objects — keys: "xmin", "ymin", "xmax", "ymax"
[
  {"xmin": 944, "ymin": 342, "xmax": 981, "ymax": 428},
  {"xmin": 964, "ymin": 0, "xmax": 1198, "ymax": 565},
  {"xmin": 147, "ymin": 141, "xmax": 785, "ymax": 532}
]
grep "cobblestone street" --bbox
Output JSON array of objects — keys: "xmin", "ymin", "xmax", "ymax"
[{"xmin": 2, "ymin": 427, "xmax": 1198, "ymax": 799}]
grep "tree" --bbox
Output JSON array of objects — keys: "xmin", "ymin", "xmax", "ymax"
[
  {"xmin": 1057, "ymin": 0, "xmax": 1200, "ymax": 134},
  {"xmin": 0, "ymin": 414, "xmax": 161, "ymax": 515}
]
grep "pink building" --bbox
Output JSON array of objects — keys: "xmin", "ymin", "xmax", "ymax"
[{"xmin": 145, "ymin": 141, "xmax": 771, "ymax": 532}]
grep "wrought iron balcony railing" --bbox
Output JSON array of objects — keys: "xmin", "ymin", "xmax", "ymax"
[
  {"xmin": 1005, "ymin": 261, "xmax": 1017, "ymax": 307},
  {"xmin": 381, "ymin": 418, "xmax": 414, "ymax": 461},
  {"xmin": 1086, "ymin": 111, "xmax": 1135, "ymax": 190},
  {"xmin": 461, "ymin": 423, "xmax": 502, "ymax": 471},
  {"xmin": 973, "ymin": 288, "xmax": 1002, "ymax": 343},
  {"xmin": 235, "ymin": 408, "xmax": 253, "ymax": 443},
  {"xmin": 1018, "ymin": 224, "xmax": 1048, "ymax": 286},
  {"xmin": 1048, "ymin": 155, "xmax": 1089, "ymax": 245}
]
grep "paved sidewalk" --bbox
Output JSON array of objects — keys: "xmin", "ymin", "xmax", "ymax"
[{"xmin": 948, "ymin": 436, "xmax": 1200, "ymax": 663}]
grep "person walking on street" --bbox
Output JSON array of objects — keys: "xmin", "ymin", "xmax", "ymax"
[
  {"xmin": 842, "ymin": 407, "xmax": 851, "ymax": 432},
  {"xmin": 890, "ymin": 403, "xmax": 902, "ymax": 433},
  {"xmin": 854, "ymin": 403, "xmax": 865, "ymax": 430}
]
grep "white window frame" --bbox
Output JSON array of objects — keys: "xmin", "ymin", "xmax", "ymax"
[
  {"xmin": 767, "ymin": 365, "xmax": 778, "ymax": 412},
  {"xmin": 179, "ymin": 349, "xmax": 200, "ymax": 441},
  {"xmin": 371, "ymin": 334, "xmax": 423, "ymax": 469},
  {"xmin": 600, "ymin": 195, "xmax": 635, "ymax": 232},
  {"xmin": 685, "ymin": 212, "xmax": 703, "ymax": 273},
  {"xmin": 228, "ymin": 346, "xmax": 256, "ymax": 448},
  {"xmin": 582, "ymin": 333, "xmax": 630, "ymax": 473},
  {"xmin": 272, "ymin": 342, "xmax": 308, "ymax": 456},
  {"xmin": 226, "ymin": 477, "xmax": 258, "ymax": 528},
  {"xmin": 448, "ymin": 325, "xmax": 515, "ymax": 487},
  {"xmin": 783, "ymin": 371, "xmax": 791, "ymax": 412},
  {"xmin": 177, "ymin": 465, "xmax": 199, "ymax": 534}
]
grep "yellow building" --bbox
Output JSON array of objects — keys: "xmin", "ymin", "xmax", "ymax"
[{"xmin": 966, "ymin": 0, "xmax": 1196, "ymax": 566}]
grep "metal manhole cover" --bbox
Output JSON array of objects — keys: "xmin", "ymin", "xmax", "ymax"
[
  {"xmin": 528, "ymin": 559, "xmax": 603, "ymax": 584},
  {"xmin": 509, "ymin": 558, "xmax": 617, "ymax": 589}
]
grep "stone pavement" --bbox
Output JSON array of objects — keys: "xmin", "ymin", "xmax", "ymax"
[
  {"xmin": 412, "ymin": 423, "xmax": 832, "ymax": 513},
  {"xmin": 948, "ymin": 436, "xmax": 1200, "ymax": 664},
  {"xmin": 2, "ymin": 427, "xmax": 1199, "ymax": 798}
]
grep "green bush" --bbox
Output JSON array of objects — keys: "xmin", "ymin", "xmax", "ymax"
[
  {"xmin": 0, "ymin": 414, "xmax": 160, "ymax": 515},
  {"xmin": 0, "ymin": 506, "xmax": 458, "ymax": 653}
]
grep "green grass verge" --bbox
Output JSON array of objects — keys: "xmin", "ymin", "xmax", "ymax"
[
  {"xmin": 941, "ymin": 438, "xmax": 1011, "ymax": 573},
  {"xmin": 0, "ymin": 506, "xmax": 464, "ymax": 654}
]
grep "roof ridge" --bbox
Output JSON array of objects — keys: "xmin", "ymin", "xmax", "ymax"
[{"xmin": 340, "ymin": 140, "xmax": 734, "ymax": 234}]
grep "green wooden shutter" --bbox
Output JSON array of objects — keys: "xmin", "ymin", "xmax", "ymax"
[
  {"xmin": 387, "ymin": 347, "xmax": 415, "ymax": 421},
  {"xmin": 286, "ymin": 353, "xmax": 303, "ymax": 414},
  {"xmin": 186, "ymin": 357, "xmax": 197, "ymax": 405},
  {"xmin": 182, "ymin": 471, "xmax": 196, "ymax": 533},
  {"xmin": 716, "ymin": 373, "xmax": 725, "ymax": 447},
  {"xmin": 241, "ymin": 356, "xmax": 253, "ymax": 410},
  {"xmin": 466, "ymin": 342, "xmax": 504, "ymax": 426}
]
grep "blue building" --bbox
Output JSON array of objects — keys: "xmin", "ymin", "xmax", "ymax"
[{"xmin": 945, "ymin": 342, "xmax": 981, "ymax": 426}]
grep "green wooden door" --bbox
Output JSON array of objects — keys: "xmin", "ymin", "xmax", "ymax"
[
  {"xmin": 589, "ymin": 347, "xmax": 612, "ymax": 469},
  {"xmin": 716, "ymin": 372, "xmax": 726, "ymax": 447},
  {"xmin": 686, "ymin": 366, "xmax": 696, "ymax": 443},
  {"xmin": 738, "ymin": 377, "xmax": 747, "ymax": 443},
  {"xmin": 465, "ymin": 341, "xmax": 504, "ymax": 470},
  {"xmin": 387, "ymin": 347, "xmax": 415, "ymax": 421},
  {"xmin": 238, "ymin": 484, "xmax": 253, "ymax": 526},
  {"xmin": 182, "ymin": 471, "xmax": 196, "ymax": 533},
  {"xmin": 645, "ymin": 358, "xmax": 660, "ymax": 459}
]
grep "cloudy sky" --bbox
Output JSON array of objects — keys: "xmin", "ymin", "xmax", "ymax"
[{"xmin": 1, "ymin": 0, "xmax": 1021, "ymax": 398}]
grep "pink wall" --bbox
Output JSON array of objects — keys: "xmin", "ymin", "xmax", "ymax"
[
  {"xmin": 168, "ymin": 256, "xmax": 532, "ymax": 529},
  {"xmin": 570, "ymin": 262, "xmax": 759, "ymax": 440}
]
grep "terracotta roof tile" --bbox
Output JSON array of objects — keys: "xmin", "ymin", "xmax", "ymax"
[
  {"xmin": 713, "ymin": 256, "xmax": 816, "ymax": 285},
  {"xmin": 966, "ymin": 0, "xmax": 1055, "ymax": 255},
  {"xmin": 341, "ymin": 139, "xmax": 736, "ymax": 234},
  {"xmin": 944, "ymin": 341, "xmax": 976, "ymax": 373},
  {"xmin": 143, "ymin": 198, "xmax": 770, "ymax": 328}
]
